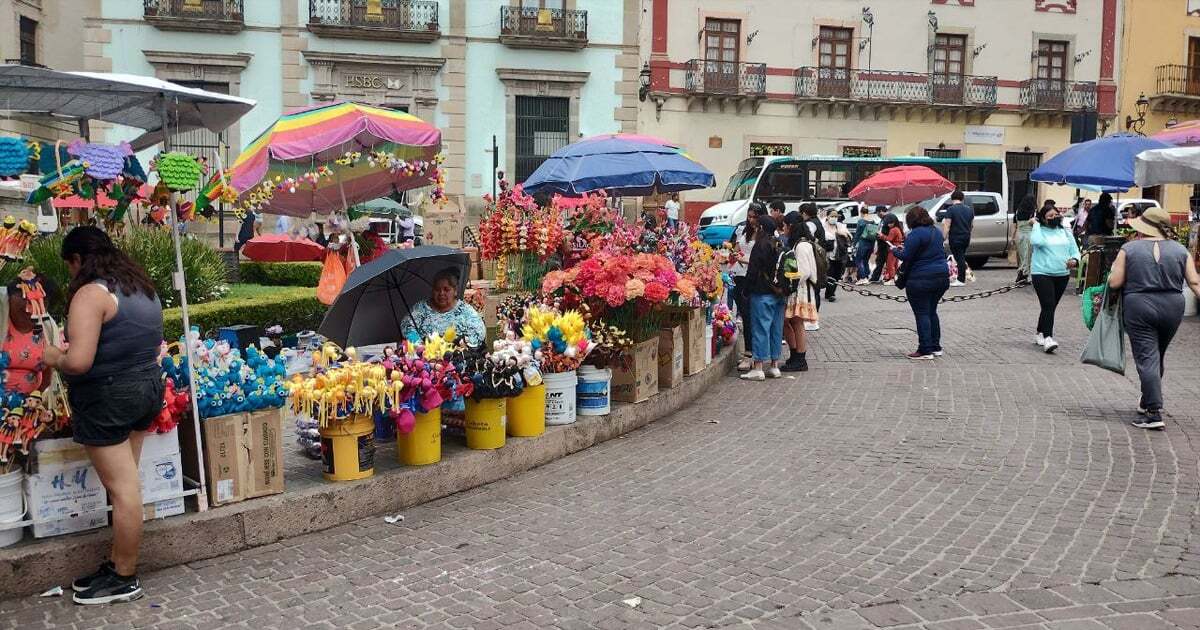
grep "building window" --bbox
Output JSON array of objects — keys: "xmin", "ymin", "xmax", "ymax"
[
  {"xmin": 19, "ymin": 17, "xmax": 37, "ymax": 65},
  {"xmin": 750, "ymin": 142, "xmax": 793, "ymax": 157},
  {"xmin": 808, "ymin": 163, "xmax": 852, "ymax": 199},
  {"xmin": 842, "ymin": 146, "xmax": 882, "ymax": 158},
  {"xmin": 817, "ymin": 26, "xmax": 853, "ymax": 98},
  {"xmin": 704, "ymin": 19, "xmax": 739, "ymax": 64},
  {"xmin": 170, "ymin": 80, "xmax": 231, "ymax": 157},
  {"xmin": 924, "ymin": 148, "xmax": 961, "ymax": 158},
  {"xmin": 931, "ymin": 33, "xmax": 966, "ymax": 103},
  {"xmin": 1190, "ymin": 184, "xmax": 1200, "ymax": 218},
  {"xmin": 1005, "ymin": 152, "xmax": 1042, "ymax": 211},
  {"xmin": 521, "ymin": 0, "xmax": 564, "ymax": 7},
  {"xmin": 515, "ymin": 95, "xmax": 569, "ymax": 183}
]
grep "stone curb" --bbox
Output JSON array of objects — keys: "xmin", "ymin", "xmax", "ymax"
[{"xmin": 0, "ymin": 345, "xmax": 737, "ymax": 599}]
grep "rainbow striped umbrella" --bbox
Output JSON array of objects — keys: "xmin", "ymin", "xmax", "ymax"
[{"xmin": 231, "ymin": 101, "xmax": 441, "ymax": 216}]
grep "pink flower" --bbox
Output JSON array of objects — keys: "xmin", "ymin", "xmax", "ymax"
[
  {"xmin": 625, "ymin": 278, "xmax": 646, "ymax": 300},
  {"xmin": 605, "ymin": 284, "xmax": 626, "ymax": 307},
  {"xmin": 643, "ymin": 281, "xmax": 669, "ymax": 303}
]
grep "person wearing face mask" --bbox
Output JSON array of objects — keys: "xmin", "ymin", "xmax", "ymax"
[
  {"xmin": 1028, "ymin": 203, "xmax": 1080, "ymax": 354},
  {"xmin": 823, "ymin": 211, "xmax": 852, "ymax": 302}
]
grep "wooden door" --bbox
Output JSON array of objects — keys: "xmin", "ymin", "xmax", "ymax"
[
  {"xmin": 817, "ymin": 27, "xmax": 852, "ymax": 98},
  {"xmin": 704, "ymin": 18, "xmax": 740, "ymax": 94},
  {"xmin": 1188, "ymin": 37, "xmax": 1200, "ymax": 95},
  {"xmin": 1036, "ymin": 40, "xmax": 1068, "ymax": 108},
  {"xmin": 932, "ymin": 34, "xmax": 966, "ymax": 104}
]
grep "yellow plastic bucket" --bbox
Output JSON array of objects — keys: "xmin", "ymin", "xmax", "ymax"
[
  {"xmin": 465, "ymin": 397, "xmax": 506, "ymax": 450},
  {"xmin": 506, "ymin": 384, "xmax": 546, "ymax": 437},
  {"xmin": 319, "ymin": 414, "xmax": 376, "ymax": 481},
  {"xmin": 398, "ymin": 408, "xmax": 441, "ymax": 465}
]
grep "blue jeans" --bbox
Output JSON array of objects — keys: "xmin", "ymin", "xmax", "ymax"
[
  {"xmin": 905, "ymin": 276, "xmax": 949, "ymax": 355},
  {"xmin": 854, "ymin": 245, "xmax": 873, "ymax": 279},
  {"xmin": 749, "ymin": 293, "xmax": 786, "ymax": 362}
]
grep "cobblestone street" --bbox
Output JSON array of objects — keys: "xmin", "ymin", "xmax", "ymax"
[{"xmin": 5, "ymin": 268, "xmax": 1200, "ymax": 630}]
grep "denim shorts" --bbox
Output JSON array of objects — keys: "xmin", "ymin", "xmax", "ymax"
[{"xmin": 69, "ymin": 370, "xmax": 165, "ymax": 447}]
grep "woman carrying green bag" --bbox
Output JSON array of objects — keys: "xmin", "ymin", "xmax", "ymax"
[{"xmin": 1106, "ymin": 207, "xmax": 1200, "ymax": 430}]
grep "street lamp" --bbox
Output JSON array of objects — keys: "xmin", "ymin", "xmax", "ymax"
[
  {"xmin": 1125, "ymin": 92, "xmax": 1150, "ymax": 135},
  {"xmin": 638, "ymin": 62, "xmax": 651, "ymax": 102},
  {"xmin": 862, "ymin": 7, "xmax": 874, "ymax": 100}
]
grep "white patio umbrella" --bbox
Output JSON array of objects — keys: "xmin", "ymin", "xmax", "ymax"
[
  {"xmin": 0, "ymin": 64, "xmax": 256, "ymax": 512},
  {"xmin": 1135, "ymin": 146, "xmax": 1200, "ymax": 187}
]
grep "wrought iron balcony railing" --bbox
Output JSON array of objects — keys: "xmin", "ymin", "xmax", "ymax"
[
  {"xmin": 143, "ymin": 0, "xmax": 244, "ymax": 32},
  {"xmin": 793, "ymin": 67, "xmax": 997, "ymax": 108},
  {"xmin": 1018, "ymin": 78, "xmax": 1097, "ymax": 111},
  {"xmin": 308, "ymin": 0, "xmax": 440, "ymax": 41},
  {"xmin": 1155, "ymin": 64, "xmax": 1200, "ymax": 97},
  {"xmin": 499, "ymin": 6, "xmax": 588, "ymax": 49},
  {"xmin": 684, "ymin": 60, "xmax": 767, "ymax": 97}
]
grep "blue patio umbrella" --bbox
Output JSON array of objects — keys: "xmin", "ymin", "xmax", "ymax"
[
  {"xmin": 522, "ymin": 135, "xmax": 715, "ymax": 196},
  {"xmin": 1030, "ymin": 133, "xmax": 1172, "ymax": 192}
]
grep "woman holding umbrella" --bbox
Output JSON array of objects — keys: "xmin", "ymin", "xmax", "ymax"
[{"xmin": 400, "ymin": 267, "xmax": 485, "ymax": 347}]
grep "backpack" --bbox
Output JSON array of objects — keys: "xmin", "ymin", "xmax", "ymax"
[
  {"xmin": 771, "ymin": 242, "xmax": 797, "ymax": 296},
  {"xmin": 809, "ymin": 240, "xmax": 829, "ymax": 288},
  {"xmin": 860, "ymin": 220, "xmax": 880, "ymax": 243}
]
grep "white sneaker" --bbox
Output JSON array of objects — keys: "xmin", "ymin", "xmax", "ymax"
[
  {"xmin": 1043, "ymin": 337, "xmax": 1059, "ymax": 353},
  {"xmin": 855, "ymin": 279, "xmax": 870, "ymax": 286},
  {"xmin": 883, "ymin": 280, "xmax": 896, "ymax": 286},
  {"xmin": 740, "ymin": 369, "xmax": 765, "ymax": 381},
  {"xmin": 949, "ymin": 280, "xmax": 966, "ymax": 287},
  {"xmin": 1035, "ymin": 333, "xmax": 1045, "ymax": 346},
  {"xmin": 804, "ymin": 322, "xmax": 819, "ymax": 331},
  {"xmin": 766, "ymin": 366, "xmax": 782, "ymax": 379}
]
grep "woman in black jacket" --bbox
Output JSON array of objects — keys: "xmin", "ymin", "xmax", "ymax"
[{"xmin": 740, "ymin": 216, "xmax": 786, "ymax": 381}]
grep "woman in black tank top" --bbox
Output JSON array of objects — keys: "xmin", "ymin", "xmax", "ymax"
[{"xmin": 44, "ymin": 226, "xmax": 163, "ymax": 605}]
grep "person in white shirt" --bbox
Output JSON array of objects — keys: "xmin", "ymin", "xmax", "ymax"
[
  {"xmin": 664, "ymin": 193, "xmax": 681, "ymax": 230},
  {"xmin": 730, "ymin": 202, "xmax": 766, "ymax": 371}
]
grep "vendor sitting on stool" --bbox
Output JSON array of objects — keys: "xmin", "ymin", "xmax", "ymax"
[{"xmin": 402, "ymin": 267, "xmax": 485, "ymax": 347}]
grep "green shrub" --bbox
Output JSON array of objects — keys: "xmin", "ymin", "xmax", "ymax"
[
  {"xmin": 163, "ymin": 286, "xmax": 324, "ymax": 342},
  {"xmin": 239, "ymin": 261, "xmax": 322, "ymax": 287},
  {"xmin": 0, "ymin": 228, "xmax": 228, "ymax": 311}
]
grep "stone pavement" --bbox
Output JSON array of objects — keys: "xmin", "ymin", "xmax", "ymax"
[{"xmin": 3, "ymin": 267, "xmax": 1199, "ymax": 630}]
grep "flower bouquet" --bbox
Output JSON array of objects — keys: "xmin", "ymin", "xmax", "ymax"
[
  {"xmin": 683, "ymin": 241, "xmax": 725, "ymax": 305},
  {"xmin": 712, "ymin": 303, "xmax": 736, "ymax": 350},
  {"xmin": 520, "ymin": 305, "xmax": 595, "ymax": 373},
  {"xmin": 479, "ymin": 179, "xmax": 566, "ymax": 291}
]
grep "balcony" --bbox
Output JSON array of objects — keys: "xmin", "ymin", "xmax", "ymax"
[
  {"xmin": 1019, "ymin": 78, "xmax": 1096, "ymax": 112},
  {"xmin": 499, "ymin": 6, "xmax": 588, "ymax": 50},
  {"xmin": 793, "ymin": 67, "xmax": 996, "ymax": 114},
  {"xmin": 143, "ymin": 0, "xmax": 244, "ymax": 33},
  {"xmin": 1152, "ymin": 64, "xmax": 1200, "ymax": 113},
  {"xmin": 684, "ymin": 60, "xmax": 766, "ymax": 98},
  {"xmin": 308, "ymin": 0, "xmax": 440, "ymax": 42}
]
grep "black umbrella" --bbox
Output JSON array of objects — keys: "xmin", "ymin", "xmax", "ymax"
[{"xmin": 318, "ymin": 246, "xmax": 470, "ymax": 348}]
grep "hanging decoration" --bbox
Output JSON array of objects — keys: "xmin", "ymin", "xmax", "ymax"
[
  {"xmin": 154, "ymin": 152, "xmax": 204, "ymax": 192},
  {"xmin": 0, "ymin": 138, "xmax": 30, "ymax": 178}
]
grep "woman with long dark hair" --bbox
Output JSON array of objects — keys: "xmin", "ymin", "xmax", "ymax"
[
  {"xmin": 1108, "ymin": 207, "xmax": 1200, "ymax": 430},
  {"xmin": 740, "ymin": 216, "xmax": 786, "ymax": 381},
  {"xmin": 891, "ymin": 207, "xmax": 949, "ymax": 359},
  {"xmin": 781, "ymin": 214, "xmax": 817, "ymax": 372},
  {"xmin": 43, "ymin": 226, "xmax": 163, "ymax": 605},
  {"xmin": 1012, "ymin": 196, "xmax": 1038, "ymax": 281},
  {"xmin": 1028, "ymin": 202, "xmax": 1080, "ymax": 353}
]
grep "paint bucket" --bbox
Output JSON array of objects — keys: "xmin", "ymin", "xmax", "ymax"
[
  {"xmin": 705, "ymin": 326, "xmax": 714, "ymax": 365},
  {"xmin": 576, "ymin": 366, "xmax": 611, "ymax": 416},
  {"xmin": 398, "ymin": 408, "xmax": 441, "ymax": 466},
  {"xmin": 0, "ymin": 470, "xmax": 23, "ymax": 548},
  {"xmin": 542, "ymin": 370, "xmax": 578, "ymax": 426},
  {"xmin": 319, "ymin": 414, "xmax": 376, "ymax": 481},
  {"xmin": 465, "ymin": 397, "xmax": 506, "ymax": 450},
  {"xmin": 506, "ymin": 384, "xmax": 545, "ymax": 437}
]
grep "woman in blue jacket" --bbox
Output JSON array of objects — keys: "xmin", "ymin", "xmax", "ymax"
[
  {"xmin": 1028, "ymin": 203, "xmax": 1080, "ymax": 354},
  {"xmin": 891, "ymin": 207, "xmax": 949, "ymax": 360}
]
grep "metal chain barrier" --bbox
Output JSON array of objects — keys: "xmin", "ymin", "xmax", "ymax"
[{"xmin": 832, "ymin": 278, "xmax": 1030, "ymax": 304}]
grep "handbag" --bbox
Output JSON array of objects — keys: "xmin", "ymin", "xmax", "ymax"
[{"xmin": 1080, "ymin": 287, "xmax": 1125, "ymax": 375}]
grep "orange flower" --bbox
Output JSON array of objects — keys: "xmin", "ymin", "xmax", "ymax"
[
  {"xmin": 625, "ymin": 278, "xmax": 646, "ymax": 300},
  {"xmin": 675, "ymin": 278, "xmax": 698, "ymax": 301}
]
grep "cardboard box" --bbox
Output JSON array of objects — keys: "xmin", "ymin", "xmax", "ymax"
[
  {"xmin": 657, "ymin": 326, "xmax": 684, "ymax": 390},
  {"xmin": 611, "ymin": 338, "xmax": 659, "ymax": 403},
  {"xmin": 245, "ymin": 408, "xmax": 284, "ymax": 499},
  {"xmin": 201, "ymin": 413, "xmax": 248, "ymax": 507},
  {"xmin": 143, "ymin": 496, "xmax": 185, "ymax": 521},
  {"xmin": 25, "ymin": 438, "xmax": 108, "ymax": 538},
  {"xmin": 139, "ymin": 428, "xmax": 184, "ymax": 505},
  {"xmin": 680, "ymin": 308, "xmax": 706, "ymax": 376}
]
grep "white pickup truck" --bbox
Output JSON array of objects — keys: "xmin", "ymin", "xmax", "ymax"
[{"xmin": 845, "ymin": 191, "xmax": 1010, "ymax": 268}]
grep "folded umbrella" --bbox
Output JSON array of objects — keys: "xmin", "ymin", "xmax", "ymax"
[
  {"xmin": 318, "ymin": 246, "xmax": 469, "ymax": 348},
  {"xmin": 848, "ymin": 165, "xmax": 955, "ymax": 206}
]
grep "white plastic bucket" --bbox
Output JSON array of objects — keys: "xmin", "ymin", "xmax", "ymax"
[
  {"xmin": 543, "ymin": 370, "xmax": 578, "ymax": 426},
  {"xmin": 704, "ymin": 326, "xmax": 714, "ymax": 365},
  {"xmin": 0, "ymin": 470, "xmax": 25, "ymax": 548},
  {"xmin": 576, "ymin": 366, "xmax": 611, "ymax": 416}
]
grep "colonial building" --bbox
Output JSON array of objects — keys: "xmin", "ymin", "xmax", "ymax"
[
  {"xmin": 72, "ymin": 0, "xmax": 638, "ymax": 216},
  {"xmin": 0, "ymin": 0, "xmax": 88, "ymax": 140},
  {"xmin": 1118, "ymin": 0, "xmax": 1200, "ymax": 218},
  {"xmin": 639, "ymin": 0, "xmax": 1120, "ymax": 217}
]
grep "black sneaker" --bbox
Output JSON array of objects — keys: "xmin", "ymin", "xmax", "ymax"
[
  {"xmin": 72, "ymin": 561, "xmax": 115, "ymax": 593},
  {"xmin": 73, "ymin": 571, "xmax": 143, "ymax": 605},
  {"xmin": 1132, "ymin": 410, "xmax": 1165, "ymax": 430}
]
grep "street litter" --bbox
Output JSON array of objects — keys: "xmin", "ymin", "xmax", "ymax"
[
  {"xmin": 622, "ymin": 596, "xmax": 642, "ymax": 608},
  {"xmin": 39, "ymin": 586, "xmax": 62, "ymax": 598},
  {"xmin": 384, "ymin": 514, "xmax": 405, "ymax": 524}
]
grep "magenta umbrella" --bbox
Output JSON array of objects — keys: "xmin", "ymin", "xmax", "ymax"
[
  {"xmin": 848, "ymin": 165, "xmax": 956, "ymax": 206},
  {"xmin": 231, "ymin": 101, "xmax": 442, "ymax": 217},
  {"xmin": 1151, "ymin": 120, "xmax": 1200, "ymax": 147}
]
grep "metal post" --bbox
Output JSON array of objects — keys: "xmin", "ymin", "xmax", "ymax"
[
  {"xmin": 160, "ymin": 98, "xmax": 209, "ymax": 512},
  {"xmin": 492, "ymin": 134, "xmax": 498, "ymax": 201}
]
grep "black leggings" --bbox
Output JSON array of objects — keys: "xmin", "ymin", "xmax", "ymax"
[{"xmin": 1031, "ymin": 274, "xmax": 1069, "ymax": 337}]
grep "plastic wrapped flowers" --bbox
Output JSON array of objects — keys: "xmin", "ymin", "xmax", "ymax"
[
  {"xmin": 712, "ymin": 304, "xmax": 737, "ymax": 346},
  {"xmin": 520, "ymin": 305, "xmax": 595, "ymax": 373}
]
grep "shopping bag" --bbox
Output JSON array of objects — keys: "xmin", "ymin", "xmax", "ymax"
[
  {"xmin": 1080, "ymin": 287, "xmax": 1125, "ymax": 375},
  {"xmin": 1006, "ymin": 245, "xmax": 1018, "ymax": 266},
  {"xmin": 316, "ymin": 251, "xmax": 348, "ymax": 305},
  {"xmin": 1080, "ymin": 281, "xmax": 1106, "ymax": 330},
  {"xmin": 946, "ymin": 255, "xmax": 958, "ymax": 281}
]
